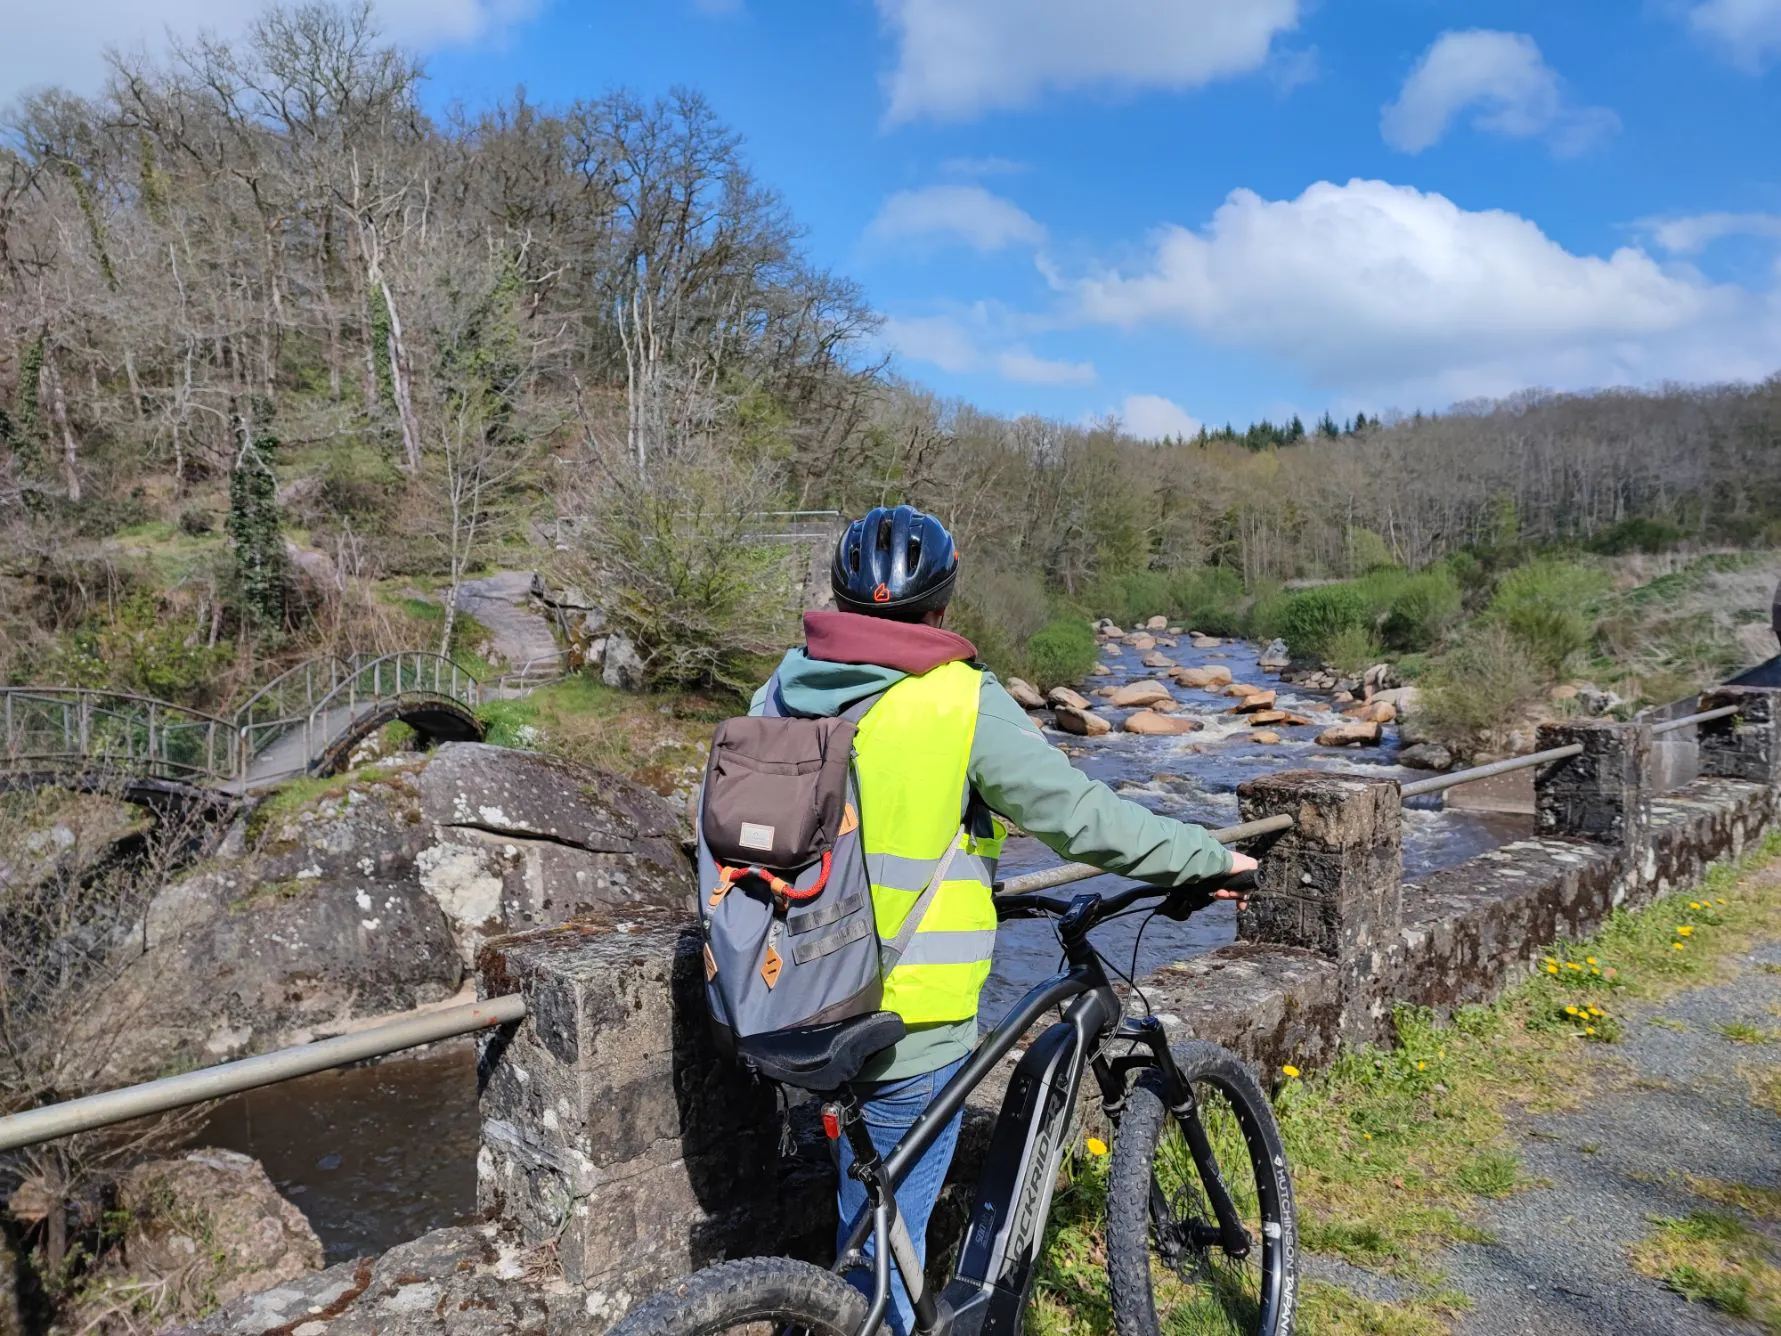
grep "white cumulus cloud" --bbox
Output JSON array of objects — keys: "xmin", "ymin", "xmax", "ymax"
[
  {"xmin": 1381, "ymin": 30, "xmax": 1618, "ymax": 156},
  {"xmin": 1069, "ymin": 178, "xmax": 1780, "ymax": 402},
  {"xmin": 881, "ymin": 314, "xmax": 1095, "ymax": 385},
  {"xmin": 995, "ymin": 349, "xmax": 1096, "ymax": 385},
  {"xmin": 1119, "ymin": 395, "xmax": 1202, "ymax": 441},
  {"xmin": 0, "ymin": 0, "xmax": 543, "ymax": 108},
  {"xmin": 1644, "ymin": 211, "xmax": 1781, "ymax": 253},
  {"xmin": 866, "ymin": 185, "xmax": 1046, "ymax": 252},
  {"xmin": 877, "ymin": 0, "xmax": 1300, "ymax": 123},
  {"xmin": 1686, "ymin": 0, "xmax": 1781, "ymax": 70}
]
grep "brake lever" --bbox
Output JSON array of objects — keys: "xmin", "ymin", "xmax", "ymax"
[{"xmin": 1158, "ymin": 869, "xmax": 1257, "ymax": 922}]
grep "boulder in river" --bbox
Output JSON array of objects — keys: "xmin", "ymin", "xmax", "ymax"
[
  {"xmin": 1122, "ymin": 711, "xmax": 1203, "ymax": 736},
  {"xmin": 1110, "ymin": 680, "xmax": 1175, "ymax": 709},
  {"xmin": 1128, "ymin": 634, "xmax": 1157, "ymax": 651},
  {"xmin": 1091, "ymin": 663, "xmax": 1115, "ymax": 676},
  {"xmin": 1053, "ymin": 706, "xmax": 1111, "ymax": 737},
  {"xmin": 1317, "ymin": 722, "xmax": 1381, "ymax": 747},
  {"xmin": 1223, "ymin": 682, "xmax": 1263, "ymax": 698},
  {"xmin": 1246, "ymin": 710, "xmax": 1289, "ymax": 726},
  {"xmin": 1145, "ymin": 615, "xmax": 1169, "ymax": 630},
  {"xmin": 1258, "ymin": 638, "xmax": 1291, "ymax": 670},
  {"xmin": 1005, "ymin": 677, "xmax": 1047, "ymax": 710},
  {"xmin": 1140, "ymin": 652, "xmax": 1175, "ymax": 669},
  {"xmin": 1048, "ymin": 686, "xmax": 1092, "ymax": 711},
  {"xmin": 1097, "ymin": 622, "xmax": 1125, "ymax": 639},
  {"xmin": 1171, "ymin": 667, "xmax": 1216, "ymax": 689},
  {"xmin": 1346, "ymin": 700, "xmax": 1397, "ymax": 724},
  {"xmin": 1252, "ymin": 730, "xmax": 1283, "ymax": 745},
  {"xmin": 1399, "ymin": 742, "xmax": 1455, "ymax": 771},
  {"xmin": 1230, "ymin": 690, "xmax": 1277, "ymax": 714},
  {"xmin": 1192, "ymin": 635, "xmax": 1222, "ymax": 648}
]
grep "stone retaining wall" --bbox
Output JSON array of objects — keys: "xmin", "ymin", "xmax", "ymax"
[{"xmin": 476, "ymin": 693, "xmax": 1781, "ymax": 1329}]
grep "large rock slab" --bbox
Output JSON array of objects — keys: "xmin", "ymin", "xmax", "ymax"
[
  {"xmin": 1054, "ymin": 706, "xmax": 1112, "ymax": 737},
  {"xmin": 82, "ymin": 745, "xmax": 694, "ymax": 1084},
  {"xmin": 1109, "ymin": 680, "xmax": 1174, "ymax": 709},
  {"xmin": 1122, "ymin": 711, "xmax": 1203, "ymax": 736}
]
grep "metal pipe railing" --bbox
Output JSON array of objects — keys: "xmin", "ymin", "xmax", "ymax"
[
  {"xmin": 0, "ymin": 995, "xmax": 527, "ymax": 1154},
  {"xmin": 1399, "ymin": 743, "xmax": 1584, "ymax": 800},
  {"xmin": 1650, "ymin": 704, "xmax": 1739, "ymax": 736},
  {"xmin": 996, "ymin": 813, "xmax": 1296, "ymax": 896}
]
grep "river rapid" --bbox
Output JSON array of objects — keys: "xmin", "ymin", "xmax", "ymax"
[{"xmin": 197, "ymin": 634, "xmax": 1527, "ymax": 1262}]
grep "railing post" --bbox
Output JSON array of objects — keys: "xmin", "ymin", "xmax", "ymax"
[
  {"xmin": 1234, "ymin": 771, "xmax": 1403, "ymax": 961},
  {"xmin": 1534, "ymin": 719, "xmax": 1652, "ymax": 847},
  {"xmin": 1697, "ymin": 687, "xmax": 1781, "ymax": 789}
]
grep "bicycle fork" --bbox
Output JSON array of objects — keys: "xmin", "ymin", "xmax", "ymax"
[{"xmin": 1104, "ymin": 1017, "xmax": 1252, "ymax": 1260}]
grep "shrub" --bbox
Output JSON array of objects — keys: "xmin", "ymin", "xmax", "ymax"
[
  {"xmin": 1421, "ymin": 623, "xmax": 1545, "ymax": 744},
  {"xmin": 1278, "ymin": 584, "xmax": 1370, "ymax": 660},
  {"xmin": 1023, "ymin": 616, "xmax": 1098, "ymax": 690},
  {"xmin": 951, "ymin": 566, "xmax": 1054, "ymax": 674},
  {"xmin": 1166, "ymin": 566, "xmax": 1247, "ymax": 636},
  {"xmin": 1488, "ymin": 560, "xmax": 1606, "ymax": 673},
  {"xmin": 1325, "ymin": 624, "xmax": 1383, "ymax": 677},
  {"xmin": 1590, "ymin": 517, "xmax": 1684, "ymax": 556},
  {"xmin": 1378, "ymin": 567, "xmax": 1463, "ymax": 652},
  {"xmin": 1080, "ymin": 569, "xmax": 1172, "ymax": 628}
]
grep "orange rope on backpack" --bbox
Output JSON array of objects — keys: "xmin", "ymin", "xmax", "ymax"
[{"xmin": 711, "ymin": 850, "xmax": 832, "ymax": 905}]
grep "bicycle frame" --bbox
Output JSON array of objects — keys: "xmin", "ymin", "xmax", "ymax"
[{"xmin": 829, "ymin": 889, "xmax": 1249, "ymax": 1336}]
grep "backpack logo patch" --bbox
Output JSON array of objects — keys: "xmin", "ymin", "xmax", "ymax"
[{"xmin": 739, "ymin": 821, "xmax": 776, "ymax": 852}]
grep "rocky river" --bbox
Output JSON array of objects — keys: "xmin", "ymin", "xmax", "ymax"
[{"xmin": 189, "ymin": 632, "xmax": 1525, "ymax": 1263}]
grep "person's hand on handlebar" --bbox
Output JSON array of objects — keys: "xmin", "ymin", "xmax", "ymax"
[{"xmin": 1216, "ymin": 851, "xmax": 1259, "ymax": 908}]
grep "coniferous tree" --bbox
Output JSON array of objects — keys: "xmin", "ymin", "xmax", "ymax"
[{"xmin": 227, "ymin": 402, "xmax": 285, "ymax": 630}]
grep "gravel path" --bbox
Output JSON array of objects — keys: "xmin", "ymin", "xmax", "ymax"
[
  {"xmin": 1312, "ymin": 923, "xmax": 1780, "ymax": 1333},
  {"xmin": 1447, "ymin": 935, "xmax": 1778, "ymax": 1333}
]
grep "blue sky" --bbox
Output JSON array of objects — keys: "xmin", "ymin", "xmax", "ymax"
[{"xmin": 10, "ymin": 0, "xmax": 1781, "ymax": 435}]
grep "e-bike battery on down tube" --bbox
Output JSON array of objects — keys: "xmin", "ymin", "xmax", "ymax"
[{"xmin": 940, "ymin": 983, "xmax": 1122, "ymax": 1336}]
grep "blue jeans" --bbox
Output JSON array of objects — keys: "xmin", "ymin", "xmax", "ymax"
[{"xmin": 835, "ymin": 1056, "xmax": 967, "ymax": 1336}]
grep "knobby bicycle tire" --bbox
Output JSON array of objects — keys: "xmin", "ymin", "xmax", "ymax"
[
  {"xmin": 1105, "ymin": 1040, "xmax": 1298, "ymax": 1336},
  {"xmin": 607, "ymin": 1257, "xmax": 869, "ymax": 1336}
]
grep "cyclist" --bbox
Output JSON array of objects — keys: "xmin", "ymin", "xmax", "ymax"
[{"xmin": 752, "ymin": 504, "xmax": 1256, "ymax": 1335}]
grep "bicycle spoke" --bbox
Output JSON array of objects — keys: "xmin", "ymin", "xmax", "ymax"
[{"xmin": 1148, "ymin": 1084, "xmax": 1265, "ymax": 1335}]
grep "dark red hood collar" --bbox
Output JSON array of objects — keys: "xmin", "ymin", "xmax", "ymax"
[{"xmin": 803, "ymin": 610, "xmax": 977, "ymax": 676}]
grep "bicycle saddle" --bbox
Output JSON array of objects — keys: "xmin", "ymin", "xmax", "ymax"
[{"xmin": 736, "ymin": 1012, "xmax": 909, "ymax": 1091}]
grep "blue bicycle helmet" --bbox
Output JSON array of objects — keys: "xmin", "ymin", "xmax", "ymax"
[{"xmin": 831, "ymin": 505, "xmax": 959, "ymax": 619}]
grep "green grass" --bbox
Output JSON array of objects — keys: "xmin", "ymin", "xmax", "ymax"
[
  {"xmin": 1716, "ymin": 1021, "xmax": 1780, "ymax": 1044},
  {"xmin": 1629, "ymin": 1210, "xmax": 1780, "ymax": 1329}
]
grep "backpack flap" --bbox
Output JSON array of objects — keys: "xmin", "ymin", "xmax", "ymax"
[{"xmin": 701, "ymin": 714, "xmax": 857, "ymax": 873}]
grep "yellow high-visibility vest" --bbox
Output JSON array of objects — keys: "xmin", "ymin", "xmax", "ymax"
[{"xmin": 853, "ymin": 660, "xmax": 1005, "ymax": 1026}]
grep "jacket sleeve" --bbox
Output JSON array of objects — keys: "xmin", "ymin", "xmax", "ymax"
[{"xmin": 968, "ymin": 677, "xmax": 1234, "ymax": 885}]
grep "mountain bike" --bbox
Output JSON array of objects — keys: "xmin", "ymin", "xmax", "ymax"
[{"xmin": 610, "ymin": 869, "xmax": 1298, "ymax": 1336}]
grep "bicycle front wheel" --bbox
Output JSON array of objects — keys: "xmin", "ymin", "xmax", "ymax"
[
  {"xmin": 1106, "ymin": 1040, "xmax": 1298, "ymax": 1336},
  {"xmin": 607, "ymin": 1257, "xmax": 868, "ymax": 1336}
]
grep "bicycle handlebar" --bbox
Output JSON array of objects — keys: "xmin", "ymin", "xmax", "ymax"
[{"xmin": 992, "ymin": 868, "xmax": 1256, "ymax": 927}]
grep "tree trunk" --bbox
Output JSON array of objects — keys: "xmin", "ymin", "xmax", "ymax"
[
  {"xmin": 44, "ymin": 353, "xmax": 81, "ymax": 503},
  {"xmin": 381, "ymin": 279, "xmax": 423, "ymax": 472}
]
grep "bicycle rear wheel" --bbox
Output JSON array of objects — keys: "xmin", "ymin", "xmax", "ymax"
[
  {"xmin": 1105, "ymin": 1040, "xmax": 1297, "ymax": 1336},
  {"xmin": 607, "ymin": 1257, "xmax": 868, "ymax": 1336}
]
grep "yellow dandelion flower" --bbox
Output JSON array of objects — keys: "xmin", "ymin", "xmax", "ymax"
[
  {"xmin": 1085, "ymin": 1136, "xmax": 1109, "ymax": 1157},
  {"xmin": 1677, "ymin": 925, "xmax": 1694, "ymax": 937},
  {"xmin": 1417, "ymin": 1060, "xmax": 1427, "ymax": 1070},
  {"xmin": 1282, "ymin": 1064, "xmax": 1301, "ymax": 1078},
  {"xmin": 1544, "ymin": 957, "xmax": 1558, "ymax": 967},
  {"xmin": 1586, "ymin": 1026, "xmax": 1596, "ymax": 1036},
  {"xmin": 1565, "ymin": 1005, "xmax": 1580, "ymax": 1016},
  {"xmin": 1546, "ymin": 963, "xmax": 1560, "ymax": 974},
  {"xmin": 1364, "ymin": 1132, "xmax": 1373, "ymax": 1140},
  {"xmin": 1717, "ymin": 898, "xmax": 1727, "ymax": 905},
  {"xmin": 1586, "ymin": 957, "xmax": 1598, "ymax": 965},
  {"xmin": 1689, "ymin": 902, "xmax": 1701, "ymax": 910},
  {"xmin": 1566, "ymin": 962, "xmax": 1584, "ymax": 971},
  {"xmin": 1591, "ymin": 967, "xmax": 1602, "ymax": 975},
  {"xmin": 1588, "ymin": 1007, "xmax": 1603, "ymax": 1017},
  {"xmin": 1673, "ymin": 942, "xmax": 1686, "ymax": 951}
]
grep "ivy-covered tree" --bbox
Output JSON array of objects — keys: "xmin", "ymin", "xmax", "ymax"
[{"xmin": 227, "ymin": 402, "xmax": 285, "ymax": 630}]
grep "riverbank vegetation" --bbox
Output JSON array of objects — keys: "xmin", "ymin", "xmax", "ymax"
[{"xmin": 2, "ymin": 2, "xmax": 1779, "ymax": 730}]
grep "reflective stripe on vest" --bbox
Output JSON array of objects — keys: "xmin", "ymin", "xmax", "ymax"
[{"xmin": 853, "ymin": 660, "xmax": 1005, "ymax": 1027}]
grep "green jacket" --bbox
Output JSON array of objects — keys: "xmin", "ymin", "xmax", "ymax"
[{"xmin": 752, "ymin": 645, "xmax": 1233, "ymax": 1080}]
